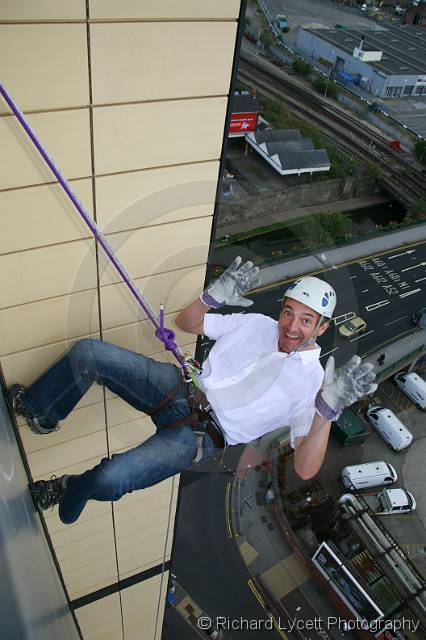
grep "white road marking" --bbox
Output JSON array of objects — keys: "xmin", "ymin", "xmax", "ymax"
[
  {"xmin": 350, "ymin": 275, "xmax": 357, "ymax": 279},
  {"xmin": 399, "ymin": 288, "xmax": 421, "ymax": 298},
  {"xmin": 277, "ymin": 297, "xmax": 283, "ymax": 302},
  {"xmin": 385, "ymin": 316, "xmax": 407, "ymax": 326},
  {"xmin": 333, "ymin": 311, "xmax": 356, "ymax": 326},
  {"xmin": 415, "ymin": 277, "xmax": 426, "ymax": 283},
  {"xmin": 361, "ymin": 289, "xmax": 369, "ymax": 293},
  {"xmin": 320, "ymin": 347, "xmax": 339, "ymax": 358},
  {"xmin": 388, "ymin": 250, "xmax": 415, "ymax": 259},
  {"xmin": 350, "ymin": 329, "xmax": 375, "ymax": 343},
  {"xmin": 365, "ymin": 300, "xmax": 390, "ymax": 312},
  {"xmin": 401, "ymin": 261, "xmax": 426, "ymax": 272}
]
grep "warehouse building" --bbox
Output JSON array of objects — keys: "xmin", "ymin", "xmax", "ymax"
[{"xmin": 297, "ymin": 23, "xmax": 426, "ymax": 98}]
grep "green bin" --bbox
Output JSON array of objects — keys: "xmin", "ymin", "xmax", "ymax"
[{"xmin": 331, "ymin": 409, "xmax": 369, "ymax": 447}]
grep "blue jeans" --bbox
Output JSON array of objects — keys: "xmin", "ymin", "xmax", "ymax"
[{"xmin": 23, "ymin": 339, "xmax": 218, "ymax": 524}]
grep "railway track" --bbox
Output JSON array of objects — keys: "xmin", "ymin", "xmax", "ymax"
[{"xmin": 238, "ymin": 50, "xmax": 426, "ymax": 207}]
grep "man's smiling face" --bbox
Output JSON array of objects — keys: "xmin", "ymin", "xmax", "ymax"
[{"xmin": 278, "ymin": 298, "xmax": 329, "ymax": 353}]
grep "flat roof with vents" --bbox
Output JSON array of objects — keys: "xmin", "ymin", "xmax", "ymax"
[{"xmin": 301, "ymin": 23, "xmax": 426, "ymax": 77}]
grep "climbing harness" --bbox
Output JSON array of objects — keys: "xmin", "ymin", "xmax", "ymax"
[{"xmin": 0, "ymin": 81, "xmax": 201, "ymax": 382}]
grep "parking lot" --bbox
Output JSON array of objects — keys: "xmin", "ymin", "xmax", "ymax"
[
  {"xmin": 312, "ymin": 370, "xmax": 426, "ymax": 576},
  {"xmin": 381, "ymin": 98, "xmax": 426, "ymax": 140}
]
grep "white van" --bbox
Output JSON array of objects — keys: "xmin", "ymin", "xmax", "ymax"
[
  {"xmin": 394, "ymin": 371, "xmax": 426, "ymax": 410},
  {"xmin": 366, "ymin": 406, "xmax": 413, "ymax": 452},
  {"xmin": 341, "ymin": 461, "xmax": 397, "ymax": 490}
]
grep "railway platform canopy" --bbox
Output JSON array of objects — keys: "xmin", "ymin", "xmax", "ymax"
[{"xmin": 245, "ymin": 128, "xmax": 331, "ymax": 176}]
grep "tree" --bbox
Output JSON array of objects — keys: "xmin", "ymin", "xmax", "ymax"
[
  {"xmin": 260, "ymin": 28, "xmax": 275, "ymax": 52},
  {"xmin": 312, "ymin": 77, "xmax": 338, "ymax": 99}
]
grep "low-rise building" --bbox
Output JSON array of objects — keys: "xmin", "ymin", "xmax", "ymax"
[{"xmin": 297, "ymin": 23, "xmax": 426, "ymax": 98}]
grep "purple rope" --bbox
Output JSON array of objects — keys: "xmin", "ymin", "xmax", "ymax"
[{"xmin": 0, "ymin": 82, "xmax": 186, "ymax": 369}]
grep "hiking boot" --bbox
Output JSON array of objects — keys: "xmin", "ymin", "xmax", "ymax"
[
  {"xmin": 30, "ymin": 475, "xmax": 69, "ymax": 512},
  {"xmin": 6, "ymin": 384, "xmax": 59, "ymax": 435}
]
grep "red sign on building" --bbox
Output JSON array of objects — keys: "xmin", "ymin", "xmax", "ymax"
[{"xmin": 229, "ymin": 112, "xmax": 259, "ymax": 135}]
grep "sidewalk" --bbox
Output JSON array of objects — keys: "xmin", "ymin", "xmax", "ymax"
[
  {"xmin": 257, "ymin": 224, "xmax": 426, "ymax": 287},
  {"xmin": 229, "ymin": 432, "xmax": 356, "ymax": 640}
]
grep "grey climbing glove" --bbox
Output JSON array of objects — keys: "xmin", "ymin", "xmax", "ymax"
[
  {"xmin": 315, "ymin": 355, "xmax": 378, "ymax": 421},
  {"xmin": 200, "ymin": 256, "xmax": 261, "ymax": 309}
]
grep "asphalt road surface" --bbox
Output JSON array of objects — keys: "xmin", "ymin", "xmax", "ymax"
[
  {"xmin": 168, "ymin": 470, "xmax": 283, "ymax": 640},
  {"xmin": 200, "ymin": 242, "xmax": 426, "ymax": 368}
]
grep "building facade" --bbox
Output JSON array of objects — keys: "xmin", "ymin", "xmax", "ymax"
[
  {"xmin": 297, "ymin": 24, "xmax": 426, "ymax": 98},
  {"xmin": 0, "ymin": 1, "xmax": 243, "ymax": 638}
]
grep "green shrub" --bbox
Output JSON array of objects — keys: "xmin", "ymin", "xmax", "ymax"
[
  {"xmin": 312, "ymin": 77, "xmax": 338, "ymax": 99},
  {"xmin": 292, "ymin": 59, "xmax": 312, "ymax": 76},
  {"xmin": 414, "ymin": 140, "xmax": 426, "ymax": 165}
]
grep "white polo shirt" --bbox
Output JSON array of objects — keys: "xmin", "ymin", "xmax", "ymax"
[{"xmin": 200, "ymin": 313, "xmax": 324, "ymax": 448}]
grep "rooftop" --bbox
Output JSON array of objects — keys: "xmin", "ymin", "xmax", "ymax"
[{"xmin": 302, "ymin": 23, "xmax": 426, "ymax": 77}]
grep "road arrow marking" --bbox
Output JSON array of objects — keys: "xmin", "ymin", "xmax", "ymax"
[
  {"xmin": 401, "ymin": 262, "xmax": 426, "ymax": 272},
  {"xmin": 365, "ymin": 300, "xmax": 390, "ymax": 312},
  {"xmin": 388, "ymin": 250, "xmax": 416, "ymax": 260}
]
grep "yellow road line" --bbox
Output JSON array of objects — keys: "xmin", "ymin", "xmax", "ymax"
[
  {"xmin": 225, "ymin": 481, "xmax": 235, "ymax": 539},
  {"xmin": 247, "ymin": 580, "xmax": 289, "ymax": 639},
  {"xmin": 248, "ymin": 578, "xmax": 265, "ymax": 607}
]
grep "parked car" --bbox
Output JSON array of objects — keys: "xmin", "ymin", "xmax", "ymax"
[
  {"xmin": 340, "ymin": 461, "xmax": 397, "ymax": 490},
  {"xmin": 394, "ymin": 371, "xmax": 426, "ymax": 410},
  {"xmin": 362, "ymin": 488, "xmax": 416, "ymax": 515},
  {"xmin": 339, "ymin": 317, "xmax": 367, "ymax": 338},
  {"xmin": 366, "ymin": 406, "xmax": 413, "ymax": 451},
  {"xmin": 411, "ymin": 306, "xmax": 426, "ymax": 326}
]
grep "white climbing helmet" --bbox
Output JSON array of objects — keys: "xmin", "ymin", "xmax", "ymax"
[{"xmin": 284, "ymin": 276, "xmax": 336, "ymax": 319}]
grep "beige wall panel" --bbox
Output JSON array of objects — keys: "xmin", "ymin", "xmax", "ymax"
[
  {"xmin": 90, "ymin": 23, "xmax": 236, "ymax": 104},
  {"xmin": 0, "ymin": 239, "xmax": 97, "ymax": 309},
  {"xmin": 55, "ymin": 525, "xmax": 113, "ymax": 565},
  {"xmin": 66, "ymin": 560, "xmax": 119, "ymax": 600},
  {"xmin": 27, "ymin": 429, "xmax": 107, "ymax": 477},
  {"xmin": 100, "ymin": 265, "xmax": 205, "ymax": 330},
  {"xmin": 99, "ymin": 217, "xmax": 211, "ymax": 287},
  {"xmin": 121, "ymin": 573, "xmax": 168, "ymax": 640},
  {"xmin": 0, "ymin": 336, "xmax": 96, "ymax": 388},
  {"xmin": 102, "ymin": 312, "xmax": 188, "ymax": 355},
  {"xmin": 90, "ymin": 0, "xmax": 240, "ymax": 19},
  {"xmin": 117, "ymin": 536, "xmax": 171, "ymax": 578},
  {"xmin": 0, "ymin": 179, "xmax": 93, "ymax": 255},
  {"xmin": 59, "ymin": 537, "xmax": 116, "ymax": 581},
  {"xmin": 0, "ymin": 1, "xmax": 86, "ymax": 20},
  {"xmin": 0, "ymin": 289, "xmax": 99, "ymax": 356},
  {"xmin": 108, "ymin": 417, "xmax": 154, "ymax": 454},
  {"xmin": 76, "ymin": 594, "xmax": 123, "ymax": 640},
  {"xmin": 0, "ymin": 108, "xmax": 91, "ymax": 190},
  {"xmin": 92, "ymin": 97, "xmax": 227, "ymax": 175},
  {"xmin": 106, "ymin": 396, "xmax": 146, "ymax": 427},
  {"xmin": 45, "ymin": 504, "xmax": 112, "ymax": 537},
  {"xmin": 0, "ymin": 25, "xmax": 89, "ymax": 114},
  {"xmin": 95, "ymin": 161, "xmax": 219, "ymax": 234},
  {"xmin": 20, "ymin": 400, "xmax": 106, "ymax": 454}
]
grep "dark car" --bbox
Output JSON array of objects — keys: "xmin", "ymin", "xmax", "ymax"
[{"xmin": 411, "ymin": 307, "xmax": 426, "ymax": 326}]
